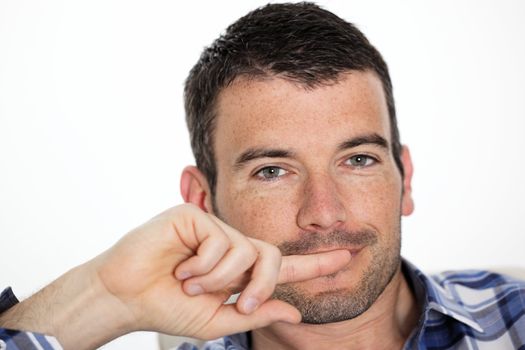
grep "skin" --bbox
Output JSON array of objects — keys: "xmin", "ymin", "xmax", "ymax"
[{"xmin": 181, "ymin": 70, "xmax": 417, "ymax": 349}]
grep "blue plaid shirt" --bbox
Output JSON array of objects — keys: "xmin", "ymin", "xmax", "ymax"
[
  {"xmin": 1, "ymin": 260, "xmax": 525, "ymax": 349},
  {"xmin": 179, "ymin": 260, "xmax": 525, "ymax": 350},
  {"xmin": 0, "ymin": 288, "xmax": 63, "ymax": 349}
]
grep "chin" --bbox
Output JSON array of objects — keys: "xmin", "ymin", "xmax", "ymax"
[{"xmin": 273, "ymin": 252, "xmax": 401, "ymax": 324}]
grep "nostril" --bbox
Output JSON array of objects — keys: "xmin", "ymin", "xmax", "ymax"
[{"xmin": 297, "ymin": 182, "xmax": 347, "ymax": 230}]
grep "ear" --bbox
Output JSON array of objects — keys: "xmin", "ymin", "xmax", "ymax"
[
  {"xmin": 180, "ymin": 166, "xmax": 214, "ymax": 213},
  {"xmin": 400, "ymin": 146, "xmax": 415, "ymax": 216}
]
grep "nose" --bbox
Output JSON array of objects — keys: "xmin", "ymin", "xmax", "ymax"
[{"xmin": 297, "ymin": 172, "xmax": 347, "ymax": 232}]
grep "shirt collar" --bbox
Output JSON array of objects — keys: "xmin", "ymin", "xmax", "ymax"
[{"xmin": 402, "ymin": 258, "xmax": 485, "ymax": 333}]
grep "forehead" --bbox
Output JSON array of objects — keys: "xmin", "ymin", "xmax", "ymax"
[{"xmin": 213, "ymin": 71, "xmax": 391, "ymax": 163}]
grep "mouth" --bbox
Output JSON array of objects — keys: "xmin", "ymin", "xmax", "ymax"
[
  {"xmin": 348, "ymin": 248, "xmax": 362, "ymax": 257},
  {"xmin": 304, "ymin": 246, "xmax": 363, "ymax": 257},
  {"xmin": 277, "ymin": 229, "xmax": 377, "ymax": 257},
  {"xmin": 315, "ymin": 247, "xmax": 363, "ymax": 277}
]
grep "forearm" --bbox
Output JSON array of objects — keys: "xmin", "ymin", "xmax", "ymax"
[{"xmin": 0, "ymin": 261, "xmax": 135, "ymax": 350}]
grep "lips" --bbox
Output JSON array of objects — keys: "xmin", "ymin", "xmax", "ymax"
[
  {"xmin": 297, "ymin": 246, "xmax": 363, "ymax": 257},
  {"xmin": 277, "ymin": 229, "xmax": 378, "ymax": 256}
]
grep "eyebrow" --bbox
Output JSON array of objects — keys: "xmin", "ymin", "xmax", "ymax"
[
  {"xmin": 233, "ymin": 133, "xmax": 389, "ymax": 169},
  {"xmin": 337, "ymin": 133, "xmax": 389, "ymax": 152},
  {"xmin": 234, "ymin": 148, "xmax": 295, "ymax": 169}
]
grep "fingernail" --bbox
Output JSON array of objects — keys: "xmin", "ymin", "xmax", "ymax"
[
  {"xmin": 186, "ymin": 284, "xmax": 204, "ymax": 296},
  {"xmin": 243, "ymin": 297, "xmax": 259, "ymax": 313},
  {"xmin": 177, "ymin": 271, "xmax": 192, "ymax": 280}
]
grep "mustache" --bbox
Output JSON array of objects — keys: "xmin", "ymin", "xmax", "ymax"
[{"xmin": 277, "ymin": 229, "xmax": 378, "ymax": 256}]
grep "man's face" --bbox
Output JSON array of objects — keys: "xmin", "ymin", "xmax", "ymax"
[{"xmin": 211, "ymin": 71, "xmax": 413, "ymax": 323}]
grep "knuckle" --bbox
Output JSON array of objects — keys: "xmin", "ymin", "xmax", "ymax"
[
  {"xmin": 237, "ymin": 242, "xmax": 258, "ymax": 264},
  {"xmin": 267, "ymin": 244, "xmax": 282, "ymax": 260},
  {"xmin": 255, "ymin": 240, "xmax": 281, "ymax": 262},
  {"xmin": 179, "ymin": 203, "xmax": 197, "ymax": 215},
  {"xmin": 227, "ymin": 274, "xmax": 250, "ymax": 294},
  {"xmin": 258, "ymin": 241, "xmax": 278, "ymax": 255},
  {"xmin": 199, "ymin": 272, "xmax": 227, "ymax": 290},
  {"xmin": 208, "ymin": 229, "xmax": 230, "ymax": 250},
  {"xmin": 253, "ymin": 281, "xmax": 276, "ymax": 299},
  {"xmin": 218, "ymin": 232, "xmax": 232, "ymax": 248},
  {"xmin": 192, "ymin": 256, "xmax": 212, "ymax": 272}
]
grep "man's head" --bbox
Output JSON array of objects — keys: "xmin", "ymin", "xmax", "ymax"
[
  {"xmin": 181, "ymin": 2, "xmax": 414, "ymax": 324},
  {"xmin": 184, "ymin": 2, "xmax": 403, "ymax": 197}
]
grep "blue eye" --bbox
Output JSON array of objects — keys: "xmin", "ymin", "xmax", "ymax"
[
  {"xmin": 256, "ymin": 166, "xmax": 287, "ymax": 180},
  {"xmin": 346, "ymin": 155, "xmax": 377, "ymax": 168}
]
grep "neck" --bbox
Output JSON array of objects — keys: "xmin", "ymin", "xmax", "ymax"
[{"xmin": 252, "ymin": 267, "xmax": 419, "ymax": 350}]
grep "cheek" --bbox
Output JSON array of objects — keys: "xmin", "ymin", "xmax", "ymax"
[
  {"xmin": 216, "ymin": 186, "xmax": 299, "ymax": 244},
  {"xmin": 343, "ymin": 176, "xmax": 402, "ymax": 229}
]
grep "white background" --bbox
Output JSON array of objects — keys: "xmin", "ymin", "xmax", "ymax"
[{"xmin": 1, "ymin": 1, "xmax": 524, "ymax": 348}]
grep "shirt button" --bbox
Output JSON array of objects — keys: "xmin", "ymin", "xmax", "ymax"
[{"xmin": 0, "ymin": 339, "xmax": 6, "ymax": 350}]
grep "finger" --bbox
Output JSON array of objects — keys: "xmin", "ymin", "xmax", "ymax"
[
  {"xmin": 209, "ymin": 217, "xmax": 351, "ymax": 286},
  {"xmin": 235, "ymin": 239, "xmax": 282, "ymax": 314},
  {"xmin": 174, "ymin": 224, "xmax": 231, "ymax": 280},
  {"xmin": 278, "ymin": 249, "xmax": 351, "ymax": 284},
  {"xmin": 198, "ymin": 299, "xmax": 301, "ymax": 340},
  {"xmin": 181, "ymin": 236, "xmax": 258, "ymax": 295}
]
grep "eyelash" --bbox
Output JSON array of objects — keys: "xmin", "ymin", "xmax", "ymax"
[
  {"xmin": 344, "ymin": 154, "xmax": 379, "ymax": 168},
  {"xmin": 254, "ymin": 166, "xmax": 288, "ymax": 181},
  {"xmin": 253, "ymin": 154, "xmax": 379, "ymax": 182}
]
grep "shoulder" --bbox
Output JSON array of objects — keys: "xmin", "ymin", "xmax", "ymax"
[
  {"xmin": 426, "ymin": 268, "xmax": 525, "ymax": 318},
  {"xmin": 403, "ymin": 262, "xmax": 525, "ymax": 348},
  {"xmin": 430, "ymin": 268, "xmax": 525, "ymax": 297},
  {"xmin": 402, "ymin": 259, "xmax": 525, "ymax": 300},
  {"xmin": 428, "ymin": 269, "xmax": 525, "ymax": 342}
]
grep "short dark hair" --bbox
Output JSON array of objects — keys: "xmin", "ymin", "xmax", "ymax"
[{"xmin": 184, "ymin": 2, "xmax": 403, "ymax": 195}]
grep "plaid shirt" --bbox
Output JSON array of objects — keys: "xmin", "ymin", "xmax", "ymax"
[
  {"xmin": 0, "ymin": 287, "xmax": 62, "ymax": 349},
  {"xmin": 1, "ymin": 260, "xmax": 524, "ymax": 349},
  {"xmin": 180, "ymin": 260, "xmax": 525, "ymax": 350}
]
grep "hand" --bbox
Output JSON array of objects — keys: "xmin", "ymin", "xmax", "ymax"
[{"xmin": 94, "ymin": 204, "xmax": 351, "ymax": 339}]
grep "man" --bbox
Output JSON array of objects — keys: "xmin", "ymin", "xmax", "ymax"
[{"xmin": 1, "ymin": 3, "xmax": 524, "ymax": 350}]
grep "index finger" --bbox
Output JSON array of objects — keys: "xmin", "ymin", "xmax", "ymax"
[{"xmin": 278, "ymin": 249, "xmax": 351, "ymax": 284}]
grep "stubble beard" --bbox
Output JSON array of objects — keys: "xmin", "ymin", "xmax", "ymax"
[
  {"xmin": 212, "ymin": 197, "xmax": 402, "ymax": 324},
  {"xmin": 273, "ymin": 227, "xmax": 402, "ymax": 324}
]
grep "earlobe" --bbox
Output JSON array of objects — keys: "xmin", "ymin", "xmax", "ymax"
[
  {"xmin": 400, "ymin": 146, "xmax": 415, "ymax": 216},
  {"xmin": 180, "ymin": 166, "xmax": 213, "ymax": 213}
]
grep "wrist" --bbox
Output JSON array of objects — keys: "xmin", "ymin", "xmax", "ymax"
[
  {"xmin": 52, "ymin": 260, "xmax": 137, "ymax": 349},
  {"xmin": 0, "ymin": 260, "xmax": 136, "ymax": 350}
]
